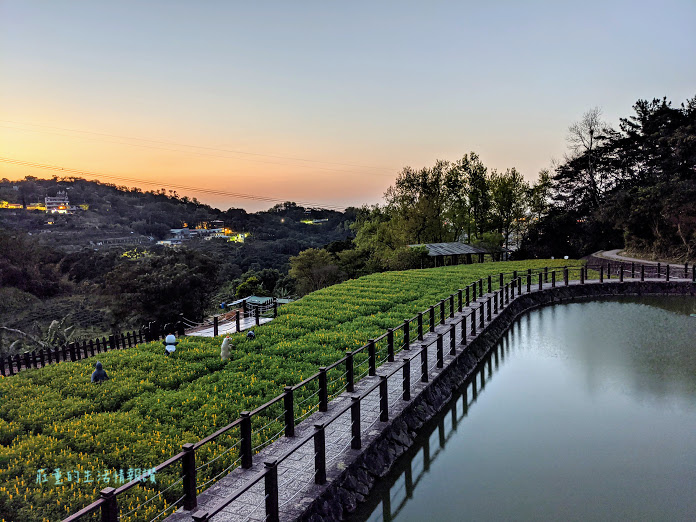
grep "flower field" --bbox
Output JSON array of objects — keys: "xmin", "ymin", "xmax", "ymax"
[{"xmin": 0, "ymin": 260, "xmax": 583, "ymax": 521}]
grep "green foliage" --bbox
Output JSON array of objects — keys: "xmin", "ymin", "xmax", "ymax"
[
  {"xmin": 0, "ymin": 259, "xmax": 583, "ymax": 521},
  {"xmin": 289, "ymin": 248, "xmax": 342, "ymax": 295},
  {"xmin": 531, "ymin": 95, "xmax": 696, "ymax": 260}
]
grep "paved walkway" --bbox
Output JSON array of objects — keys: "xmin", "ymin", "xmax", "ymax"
[
  {"xmin": 593, "ymin": 249, "xmax": 687, "ymax": 266},
  {"xmin": 186, "ymin": 316, "xmax": 273, "ymax": 337},
  {"xmin": 166, "ymin": 273, "xmax": 692, "ymax": 522}
]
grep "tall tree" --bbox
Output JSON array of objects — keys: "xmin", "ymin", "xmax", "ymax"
[
  {"xmin": 462, "ymin": 152, "xmax": 490, "ymax": 239},
  {"xmin": 489, "ymin": 168, "xmax": 528, "ymax": 250}
]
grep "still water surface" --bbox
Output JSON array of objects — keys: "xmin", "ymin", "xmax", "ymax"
[{"xmin": 355, "ymin": 296, "xmax": 696, "ymax": 521}]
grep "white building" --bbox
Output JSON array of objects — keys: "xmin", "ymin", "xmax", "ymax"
[{"xmin": 45, "ymin": 191, "xmax": 70, "ymax": 213}]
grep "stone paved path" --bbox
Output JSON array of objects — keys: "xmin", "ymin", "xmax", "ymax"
[
  {"xmin": 166, "ymin": 272, "xmax": 692, "ymax": 522},
  {"xmin": 186, "ymin": 316, "xmax": 273, "ymax": 337}
]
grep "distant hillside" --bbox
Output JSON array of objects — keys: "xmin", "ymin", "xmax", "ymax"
[{"xmin": 0, "ymin": 177, "xmax": 356, "ymax": 346}]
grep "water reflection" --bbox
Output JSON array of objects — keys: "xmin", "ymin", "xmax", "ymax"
[
  {"xmin": 350, "ymin": 336, "xmax": 510, "ymax": 522},
  {"xmin": 353, "ymin": 296, "xmax": 696, "ymax": 522}
]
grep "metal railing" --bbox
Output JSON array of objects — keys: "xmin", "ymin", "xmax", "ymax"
[{"xmin": 62, "ymin": 262, "xmax": 695, "ymax": 521}]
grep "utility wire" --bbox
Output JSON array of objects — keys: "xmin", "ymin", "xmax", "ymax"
[
  {"xmin": 0, "ymin": 119, "xmax": 395, "ymax": 175},
  {"xmin": 0, "ymin": 157, "xmax": 350, "ymax": 210}
]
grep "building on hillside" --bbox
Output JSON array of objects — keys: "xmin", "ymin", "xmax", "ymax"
[
  {"xmin": 409, "ymin": 242, "xmax": 510, "ymax": 266},
  {"xmin": 45, "ymin": 191, "xmax": 70, "ymax": 213}
]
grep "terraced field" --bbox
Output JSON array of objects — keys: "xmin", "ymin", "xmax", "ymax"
[{"xmin": 0, "ymin": 260, "xmax": 584, "ymax": 521}]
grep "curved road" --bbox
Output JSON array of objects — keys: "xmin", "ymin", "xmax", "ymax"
[{"xmin": 592, "ymin": 249, "xmax": 682, "ymax": 265}]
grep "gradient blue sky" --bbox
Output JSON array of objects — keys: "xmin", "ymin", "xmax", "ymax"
[{"xmin": 1, "ymin": 1, "xmax": 695, "ymax": 211}]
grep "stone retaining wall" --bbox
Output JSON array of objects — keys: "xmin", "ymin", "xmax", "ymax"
[{"xmin": 299, "ymin": 281, "xmax": 695, "ymax": 521}]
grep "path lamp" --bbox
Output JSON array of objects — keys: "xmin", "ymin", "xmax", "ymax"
[{"xmin": 164, "ymin": 334, "xmax": 178, "ymax": 356}]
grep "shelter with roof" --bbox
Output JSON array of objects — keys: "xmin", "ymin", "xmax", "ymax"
[{"xmin": 409, "ymin": 242, "xmax": 508, "ymax": 266}]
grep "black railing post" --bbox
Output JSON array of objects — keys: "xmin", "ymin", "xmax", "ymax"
[
  {"xmin": 526, "ymin": 274, "xmax": 531, "ymax": 293},
  {"xmin": 403, "ymin": 320, "xmax": 410, "ymax": 349},
  {"xmin": 213, "ymin": 316, "xmax": 218, "ymax": 337},
  {"xmin": 458, "ymin": 289, "xmax": 463, "ymax": 312},
  {"xmin": 666, "ymin": 264, "xmax": 670, "ymax": 281},
  {"xmin": 460, "ymin": 316, "xmax": 467, "ymax": 346},
  {"xmin": 255, "ymin": 307, "xmax": 260, "ymax": 326},
  {"xmin": 236, "ymin": 311, "xmax": 241, "ymax": 333},
  {"xmin": 387, "ymin": 329, "xmax": 394, "ymax": 362},
  {"xmin": 471, "ymin": 310, "xmax": 477, "ymax": 336},
  {"xmin": 421, "ymin": 344, "xmax": 429, "ymax": 382},
  {"xmin": 487, "ymin": 297, "xmax": 492, "ymax": 321},
  {"xmin": 182, "ymin": 443, "xmax": 198, "ymax": 511},
  {"xmin": 440, "ymin": 299, "xmax": 445, "ymax": 325},
  {"xmin": 240, "ymin": 411, "xmax": 252, "ymax": 469},
  {"xmin": 479, "ymin": 302, "xmax": 484, "ymax": 328},
  {"xmin": 403, "ymin": 358, "xmax": 411, "ymax": 401},
  {"xmin": 319, "ymin": 367, "xmax": 328, "ymax": 412},
  {"xmin": 641, "ymin": 264, "xmax": 645, "ymax": 281},
  {"xmin": 284, "ymin": 386, "xmax": 295, "ymax": 437},
  {"xmin": 472, "ymin": 282, "xmax": 477, "ymax": 301},
  {"xmin": 499, "ymin": 272, "xmax": 504, "ymax": 290},
  {"xmin": 564, "ymin": 267, "xmax": 569, "ymax": 286},
  {"xmin": 494, "ymin": 291, "xmax": 498, "ymax": 314},
  {"xmin": 692, "ymin": 265, "xmax": 696, "ymax": 282},
  {"xmin": 429, "ymin": 306, "xmax": 435, "ymax": 333},
  {"xmin": 517, "ymin": 276, "xmax": 522, "ymax": 293},
  {"xmin": 418, "ymin": 312, "xmax": 423, "ymax": 341},
  {"xmin": 657, "ymin": 262, "xmax": 661, "ymax": 278},
  {"xmin": 685, "ymin": 263, "xmax": 689, "ymax": 279},
  {"xmin": 631, "ymin": 262, "xmax": 635, "ymax": 278},
  {"xmin": 620, "ymin": 264, "xmax": 624, "ymax": 282},
  {"xmin": 552, "ymin": 271, "xmax": 556, "ymax": 287},
  {"xmin": 380, "ymin": 376, "xmax": 389, "ymax": 422},
  {"xmin": 449, "ymin": 294, "xmax": 454, "ymax": 318},
  {"xmin": 314, "ymin": 425, "xmax": 326, "ymax": 485},
  {"xmin": 436, "ymin": 334, "xmax": 444, "ymax": 368},
  {"xmin": 351, "ymin": 397, "xmax": 361, "ymax": 449},
  {"xmin": 478, "ymin": 278, "xmax": 483, "ymax": 297},
  {"xmin": 607, "ymin": 262, "xmax": 612, "ymax": 279},
  {"xmin": 538, "ymin": 273, "xmax": 543, "ymax": 291},
  {"xmin": 487, "ymin": 275, "xmax": 492, "ymax": 293},
  {"xmin": 600, "ymin": 265, "xmax": 604, "ymax": 282},
  {"xmin": 346, "ymin": 351, "xmax": 354, "ymax": 392},
  {"xmin": 544, "ymin": 266, "xmax": 549, "ymax": 283},
  {"xmin": 264, "ymin": 461, "xmax": 279, "ymax": 522},
  {"xmin": 368, "ymin": 340, "xmax": 376, "ymax": 376},
  {"xmin": 449, "ymin": 324, "xmax": 456, "ymax": 355},
  {"xmin": 466, "ymin": 286, "xmax": 470, "ymax": 307},
  {"xmin": 580, "ymin": 266, "xmax": 585, "ymax": 284},
  {"xmin": 100, "ymin": 487, "xmax": 118, "ymax": 522}
]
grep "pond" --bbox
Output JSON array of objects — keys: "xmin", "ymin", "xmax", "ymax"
[{"xmin": 354, "ymin": 296, "xmax": 696, "ymax": 521}]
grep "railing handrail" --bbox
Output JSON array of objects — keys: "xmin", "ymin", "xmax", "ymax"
[{"xmin": 62, "ymin": 263, "xmax": 696, "ymax": 520}]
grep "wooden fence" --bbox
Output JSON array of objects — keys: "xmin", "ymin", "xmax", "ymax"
[{"xmin": 0, "ymin": 322, "xmax": 184, "ymax": 377}]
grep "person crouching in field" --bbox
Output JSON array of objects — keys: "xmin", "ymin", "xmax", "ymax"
[{"xmin": 91, "ymin": 361, "xmax": 109, "ymax": 383}]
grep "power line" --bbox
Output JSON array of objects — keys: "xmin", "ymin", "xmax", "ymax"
[
  {"xmin": 0, "ymin": 157, "xmax": 350, "ymax": 211},
  {"xmin": 0, "ymin": 119, "xmax": 396, "ymax": 175}
]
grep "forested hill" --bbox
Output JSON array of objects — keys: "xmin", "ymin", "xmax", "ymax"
[
  {"xmin": 0, "ymin": 178, "xmax": 355, "ymax": 345},
  {"xmin": 0, "ymin": 176, "xmax": 352, "ymax": 246}
]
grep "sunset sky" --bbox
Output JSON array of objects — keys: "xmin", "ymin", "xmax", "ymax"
[{"xmin": 1, "ymin": 1, "xmax": 695, "ymax": 212}]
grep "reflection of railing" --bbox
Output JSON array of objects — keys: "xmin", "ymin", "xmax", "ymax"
[
  {"xmin": 62, "ymin": 264, "xmax": 696, "ymax": 522},
  {"xmin": 363, "ymin": 336, "xmax": 509, "ymax": 522}
]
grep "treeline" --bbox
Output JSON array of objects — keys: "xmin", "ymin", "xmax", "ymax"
[
  {"xmin": 287, "ymin": 154, "xmax": 550, "ymax": 294},
  {"xmin": 521, "ymin": 95, "xmax": 696, "ymax": 260}
]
